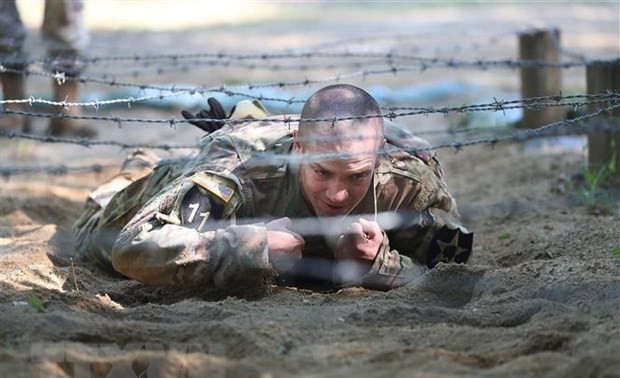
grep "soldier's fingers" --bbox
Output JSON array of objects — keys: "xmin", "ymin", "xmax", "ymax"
[
  {"xmin": 208, "ymin": 98, "xmax": 227, "ymax": 119},
  {"xmin": 197, "ymin": 109, "xmax": 211, "ymax": 120},
  {"xmin": 358, "ymin": 218, "xmax": 381, "ymax": 239},
  {"xmin": 292, "ymin": 230, "xmax": 305, "ymax": 245},
  {"xmin": 182, "ymin": 111, "xmax": 213, "ymax": 132},
  {"xmin": 345, "ymin": 223, "xmax": 367, "ymax": 245},
  {"xmin": 346, "ymin": 222, "xmax": 363, "ymax": 235},
  {"xmin": 181, "ymin": 110, "xmax": 195, "ymax": 120},
  {"xmin": 266, "ymin": 217, "xmax": 293, "ymax": 231},
  {"xmin": 276, "ymin": 217, "xmax": 292, "ymax": 229}
]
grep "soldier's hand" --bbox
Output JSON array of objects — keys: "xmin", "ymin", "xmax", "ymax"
[
  {"xmin": 266, "ymin": 217, "xmax": 304, "ymax": 273},
  {"xmin": 334, "ymin": 218, "xmax": 383, "ymax": 262},
  {"xmin": 181, "ymin": 97, "xmax": 228, "ymax": 133}
]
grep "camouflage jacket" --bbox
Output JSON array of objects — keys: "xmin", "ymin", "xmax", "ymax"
[{"xmin": 97, "ymin": 117, "xmax": 472, "ymax": 292}]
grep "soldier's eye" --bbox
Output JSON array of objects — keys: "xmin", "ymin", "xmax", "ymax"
[
  {"xmin": 314, "ymin": 168, "xmax": 330, "ymax": 177},
  {"xmin": 351, "ymin": 171, "xmax": 370, "ymax": 181}
]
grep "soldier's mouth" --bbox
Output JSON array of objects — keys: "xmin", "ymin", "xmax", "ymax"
[{"xmin": 322, "ymin": 202, "xmax": 348, "ymax": 215}]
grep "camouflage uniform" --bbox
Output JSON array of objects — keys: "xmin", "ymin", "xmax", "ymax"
[
  {"xmin": 75, "ymin": 110, "xmax": 473, "ymax": 292},
  {"xmin": 0, "ymin": 0, "xmax": 89, "ymax": 74}
]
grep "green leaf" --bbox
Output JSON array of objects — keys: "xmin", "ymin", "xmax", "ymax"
[
  {"xmin": 612, "ymin": 247, "xmax": 620, "ymax": 256},
  {"xmin": 583, "ymin": 169, "xmax": 596, "ymax": 185},
  {"xmin": 607, "ymin": 139, "xmax": 617, "ymax": 173},
  {"xmin": 27, "ymin": 294, "xmax": 44, "ymax": 313}
]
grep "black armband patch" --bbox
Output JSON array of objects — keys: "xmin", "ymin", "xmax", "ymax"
[
  {"xmin": 180, "ymin": 186, "xmax": 225, "ymax": 231},
  {"xmin": 427, "ymin": 226, "xmax": 473, "ymax": 269}
]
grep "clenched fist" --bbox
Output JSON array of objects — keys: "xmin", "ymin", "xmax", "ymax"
[
  {"xmin": 266, "ymin": 217, "xmax": 304, "ymax": 273},
  {"xmin": 334, "ymin": 218, "xmax": 383, "ymax": 262}
]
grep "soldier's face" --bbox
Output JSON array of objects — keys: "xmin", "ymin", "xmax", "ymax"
[{"xmin": 295, "ymin": 129, "xmax": 380, "ymax": 217}]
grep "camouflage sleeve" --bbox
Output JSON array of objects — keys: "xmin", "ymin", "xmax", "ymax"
[
  {"xmin": 358, "ymin": 232, "xmax": 428, "ymax": 290},
  {"xmin": 110, "ymin": 171, "xmax": 274, "ymax": 290},
  {"xmin": 359, "ymin": 157, "xmax": 474, "ymax": 291}
]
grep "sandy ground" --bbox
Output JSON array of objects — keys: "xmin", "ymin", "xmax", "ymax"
[{"xmin": 1, "ymin": 3, "xmax": 619, "ymax": 378}]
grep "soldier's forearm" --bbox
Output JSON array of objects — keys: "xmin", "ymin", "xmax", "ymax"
[{"xmin": 111, "ymin": 222, "xmax": 271, "ymax": 288}]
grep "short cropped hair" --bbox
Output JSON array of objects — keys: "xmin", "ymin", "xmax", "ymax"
[{"xmin": 298, "ymin": 84, "xmax": 384, "ymax": 140}]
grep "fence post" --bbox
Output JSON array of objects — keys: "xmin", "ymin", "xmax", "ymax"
[
  {"xmin": 586, "ymin": 60, "xmax": 620, "ymax": 176},
  {"xmin": 518, "ymin": 28, "xmax": 563, "ymax": 128}
]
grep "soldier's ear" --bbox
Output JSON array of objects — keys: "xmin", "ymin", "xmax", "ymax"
[
  {"xmin": 375, "ymin": 138, "xmax": 385, "ymax": 169},
  {"xmin": 292, "ymin": 131, "xmax": 302, "ymax": 153}
]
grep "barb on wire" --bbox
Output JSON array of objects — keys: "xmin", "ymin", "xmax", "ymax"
[{"xmin": 2, "ymin": 104, "xmax": 618, "ymax": 178}]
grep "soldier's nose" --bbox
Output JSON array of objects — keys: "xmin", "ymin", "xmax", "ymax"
[{"xmin": 326, "ymin": 186, "xmax": 349, "ymax": 204}]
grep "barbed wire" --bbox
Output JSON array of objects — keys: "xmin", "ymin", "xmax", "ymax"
[
  {"xmin": 2, "ymin": 93, "xmax": 618, "ymax": 128},
  {"xmin": 0, "ymin": 130, "xmax": 197, "ymax": 150},
  {"xmin": 2, "ymin": 110, "xmax": 617, "ymax": 152},
  {"xmin": 0, "ymin": 63, "xmax": 516, "ymax": 107},
  {"xmin": 4, "ymin": 56, "xmax": 618, "ymax": 109},
  {"xmin": 0, "ymin": 163, "xmax": 118, "ymax": 178},
  {"xmin": 6, "ymin": 61, "xmax": 469, "ymax": 108},
  {"xmin": 2, "ymin": 103, "xmax": 618, "ymax": 178},
  {"xmin": 1, "ymin": 50, "xmax": 598, "ymax": 69},
  {"xmin": 0, "ymin": 119, "xmax": 505, "ymax": 149},
  {"xmin": 75, "ymin": 28, "xmax": 517, "ymax": 79},
  {"xmin": 93, "ymin": 36, "xmax": 507, "ymax": 78},
  {"xmin": 80, "ymin": 59, "xmax": 370, "ymax": 79},
  {"xmin": 252, "ymin": 103, "xmax": 620, "ymax": 162},
  {"xmin": 6, "ymin": 34, "xmax": 503, "ymax": 81}
]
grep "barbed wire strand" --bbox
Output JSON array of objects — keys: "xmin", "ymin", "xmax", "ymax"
[
  {"xmin": 5, "ymin": 31, "xmax": 514, "ymax": 80},
  {"xmin": 2, "ymin": 111, "xmax": 618, "ymax": 151},
  {"xmin": 76, "ymin": 29, "xmax": 515, "ymax": 79},
  {"xmin": 2, "ymin": 50, "xmax": 599, "ymax": 68},
  {"xmin": 2, "ymin": 103, "xmax": 618, "ymax": 178},
  {"xmin": 2, "ymin": 92, "xmax": 618, "ymax": 129},
  {"xmin": 86, "ymin": 37, "xmax": 510, "ymax": 78},
  {"xmin": 4, "ymin": 57, "xmax": 618, "ymax": 109}
]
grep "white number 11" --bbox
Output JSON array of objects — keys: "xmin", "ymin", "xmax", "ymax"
[{"xmin": 187, "ymin": 202, "xmax": 210, "ymax": 231}]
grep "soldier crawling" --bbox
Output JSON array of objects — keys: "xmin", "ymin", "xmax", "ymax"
[{"xmin": 74, "ymin": 84, "xmax": 473, "ymax": 292}]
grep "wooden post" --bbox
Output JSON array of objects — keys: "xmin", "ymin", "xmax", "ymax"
[
  {"xmin": 586, "ymin": 60, "xmax": 620, "ymax": 175},
  {"xmin": 518, "ymin": 28, "xmax": 563, "ymax": 128}
]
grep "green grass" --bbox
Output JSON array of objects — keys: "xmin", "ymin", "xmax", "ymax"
[
  {"xmin": 577, "ymin": 149, "xmax": 617, "ymax": 213},
  {"xmin": 27, "ymin": 294, "xmax": 44, "ymax": 313},
  {"xmin": 498, "ymin": 232, "xmax": 511, "ymax": 240}
]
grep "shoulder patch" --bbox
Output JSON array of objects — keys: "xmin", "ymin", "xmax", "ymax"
[
  {"xmin": 180, "ymin": 185, "xmax": 226, "ymax": 231},
  {"xmin": 191, "ymin": 172, "xmax": 236, "ymax": 204},
  {"xmin": 427, "ymin": 226, "xmax": 473, "ymax": 268}
]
